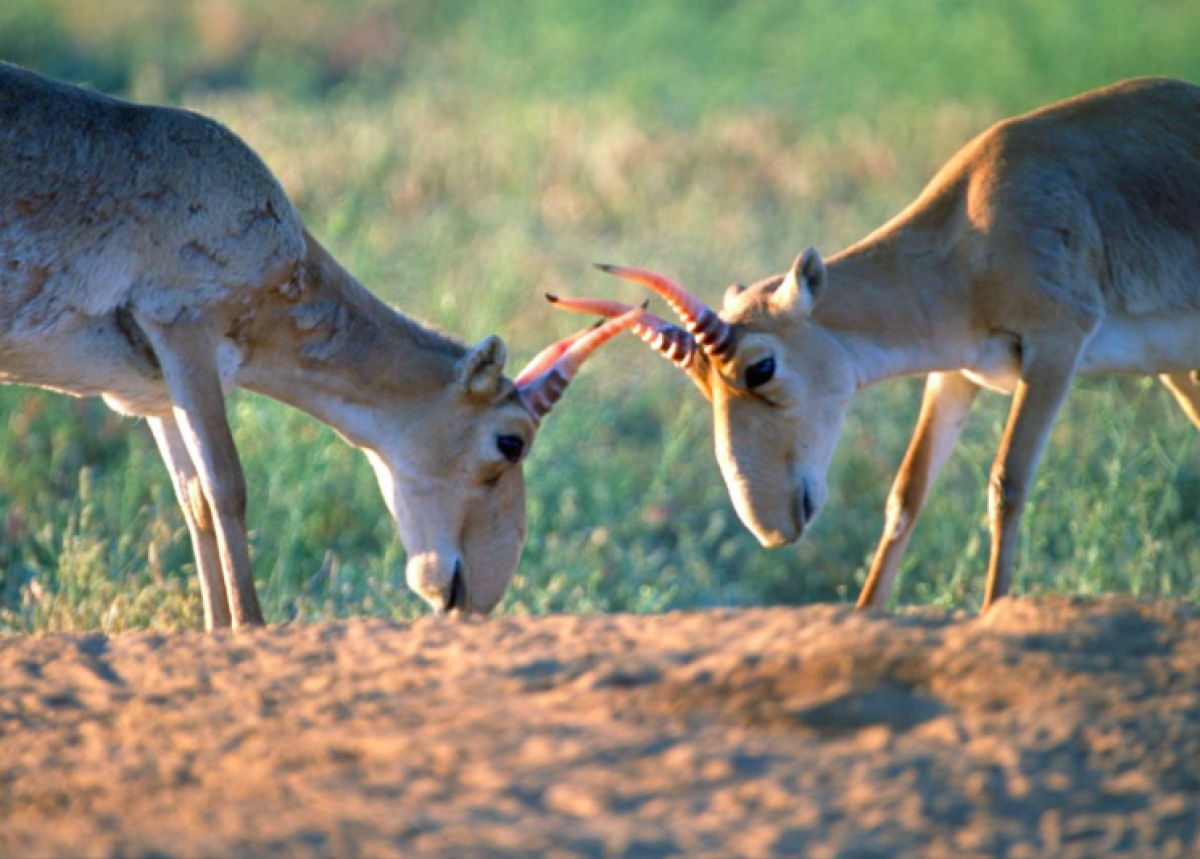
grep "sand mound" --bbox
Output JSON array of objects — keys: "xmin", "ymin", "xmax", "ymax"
[{"xmin": 2, "ymin": 596, "xmax": 1198, "ymax": 857}]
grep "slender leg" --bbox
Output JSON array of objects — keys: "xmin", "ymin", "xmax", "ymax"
[
  {"xmin": 983, "ymin": 333, "xmax": 1085, "ymax": 611},
  {"xmin": 148, "ymin": 415, "xmax": 232, "ymax": 630},
  {"xmin": 138, "ymin": 318, "xmax": 264, "ymax": 627},
  {"xmin": 857, "ymin": 371, "xmax": 980, "ymax": 609},
  {"xmin": 1160, "ymin": 372, "xmax": 1200, "ymax": 431}
]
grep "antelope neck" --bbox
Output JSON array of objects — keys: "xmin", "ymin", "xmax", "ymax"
[
  {"xmin": 238, "ymin": 233, "xmax": 466, "ymax": 447},
  {"xmin": 814, "ymin": 229, "xmax": 976, "ymax": 389}
]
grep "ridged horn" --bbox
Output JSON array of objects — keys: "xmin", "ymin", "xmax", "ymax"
[
  {"xmin": 546, "ymin": 293, "xmax": 696, "ymax": 369},
  {"xmin": 592, "ymin": 263, "xmax": 735, "ymax": 358},
  {"xmin": 517, "ymin": 304, "xmax": 644, "ymax": 421},
  {"xmin": 512, "ymin": 323, "xmax": 598, "ymax": 389}
]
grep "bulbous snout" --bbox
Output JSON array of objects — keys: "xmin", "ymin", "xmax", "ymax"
[
  {"xmin": 737, "ymin": 474, "xmax": 827, "ymax": 549},
  {"xmin": 405, "ymin": 551, "xmax": 471, "ymax": 615},
  {"xmin": 369, "ymin": 450, "xmax": 525, "ymax": 619}
]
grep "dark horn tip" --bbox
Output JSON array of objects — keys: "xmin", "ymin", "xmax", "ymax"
[
  {"xmin": 639, "ymin": 299, "xmax": 650, "ymax": 309},
  {"xmin": 593, "ymin": 262, "xmax": 617, "ymax": 273},
  {"xmin": 545, "ymin": 292, "xmax": 559, "ymax": 303},
  {"xmin": 591, "ymin": 319, "xmax": 606, "ymax": 329}
]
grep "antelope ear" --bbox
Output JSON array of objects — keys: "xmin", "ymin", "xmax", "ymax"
[
  {"xmin": 723, "ymin": 282, "xmax": 748, "ymax": 311},
  {"xmin": 458, "ymin": 335, "xmax": 507, "ymax": 398},
  {"xmin": 772, "ymin": 247, "xmax": 826, "ymax": 316}
]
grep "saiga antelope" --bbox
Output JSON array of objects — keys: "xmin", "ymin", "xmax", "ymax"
[
  {"xmin": 555, "ymin": 77, "xmax": 1200, "ymax": 610},
  {"xmin": 0, "ymin": 62, "xmax": 637, "ymax": 629}
]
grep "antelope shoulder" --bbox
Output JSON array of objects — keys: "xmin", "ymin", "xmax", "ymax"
[
  {"xmin": 0, "ymin": 62, "xmax": 304, "ymax": 333},
  {"xmin": 0, "ymin": 62, "xmax": 303, "ymax": 410}
]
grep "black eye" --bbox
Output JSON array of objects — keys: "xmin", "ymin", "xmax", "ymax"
[
  {"xmin": 496, "ymin": 434, "xmax": 525, "ymax": 463},
  {"xmin": 744, "ymin": 356, "xmax": 776, "ymax": 390}
]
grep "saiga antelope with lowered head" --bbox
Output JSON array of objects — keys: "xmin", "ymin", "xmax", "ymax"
[
  {"xmin": 0, "ymin": 62, "xmax": 637, "ymax": 629},
  {"xmin": 555, "ymin": 77, "xmax": 1200, "ymax": 611}
]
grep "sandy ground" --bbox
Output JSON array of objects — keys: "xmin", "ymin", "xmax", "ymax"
[{"xmin": 1, "ymin": 597, "xmax": 1199, "ymax": 858}]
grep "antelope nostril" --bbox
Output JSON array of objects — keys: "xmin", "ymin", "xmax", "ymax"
[
  {"xmin": 800, "ymin": 483, "xmax": 816, "ymax": 526},
  {"xmin": 444, "ymin": 562, "xmax": 465, "ymax": 613}
]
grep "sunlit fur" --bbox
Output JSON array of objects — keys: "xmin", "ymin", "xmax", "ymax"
[
  {"xmin": 0, "ymin": 61, "xmax": 548, "ymax": 627},
  {"xmin": 650, "ymin": 78, "xmax": 1200, "ymax": 611},
  {"xmin": 679, "ymin": 262, "xmax": 853, "ymax": 548}
]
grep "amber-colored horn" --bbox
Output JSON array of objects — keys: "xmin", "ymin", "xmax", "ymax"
[
  {"xmin": 593, "ymin": 263, "xmax": 735, "ymax": 358},
  {"xmin": 546, "ymin": 293, "xmax": 696, "ymax": 368},
  {"xmin": 518, "ymin": 304, "xmax": 644, "ymax": 421},
  {"xmin": 512, "ymin": 324, "xmax": 599, "ymax": 389}
]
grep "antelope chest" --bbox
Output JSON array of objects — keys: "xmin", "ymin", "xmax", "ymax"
[
  {"xmin": 0, "ymin": 305, "xmax": 246, "ymax": 418},
  {"xmin": 963, "ymin": 332, "xmax": 1022, "ymax": 394},
  {"xmin": 0, "ymin": 308, "xmax": 167, "ymax": 415},
  {"xmin": 959, "ymin": 313, "xmax": 1200, "ymax": 394}
]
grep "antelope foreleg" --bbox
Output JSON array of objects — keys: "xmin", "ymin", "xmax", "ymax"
[
  {"xmin": 139, "ymin": 318, "xmax": 264, "ymax": 628},
  {"xmin": 1160, "ymin": 372, "xmax": 1200, "ymax": 431},
  {"xmin": 983, "ymin": 333, "xmax": 1084, "ymax": 611},
  {"xmin": 148, "ymin": 415, "xmax": 232, "ymax": 630},
  {"xmin": 857, "ymin": 371, "xmax": 979, "ymax": 609}
]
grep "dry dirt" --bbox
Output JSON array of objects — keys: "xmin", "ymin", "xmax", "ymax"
[{"xmin": 2, "ymin": 596, "xmax": 1199, "ymax": 858}]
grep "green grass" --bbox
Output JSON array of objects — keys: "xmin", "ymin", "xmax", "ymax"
[{"xmin": 3, "ymin": 0, "xmax": 1200, "ymax": 630}]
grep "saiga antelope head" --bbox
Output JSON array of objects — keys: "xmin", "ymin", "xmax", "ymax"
[
  {"xmin": 366, "ymin": 308, "xmax": 641, "ymax": 616},
  {"xmin": 551, "ymin": 250, "xmax": 852, "ymax": 547}
]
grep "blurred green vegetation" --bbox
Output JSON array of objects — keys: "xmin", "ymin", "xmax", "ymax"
[{"xmin": 2, "ymin": 0, "xmax": 1200, "ymax": 630}]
